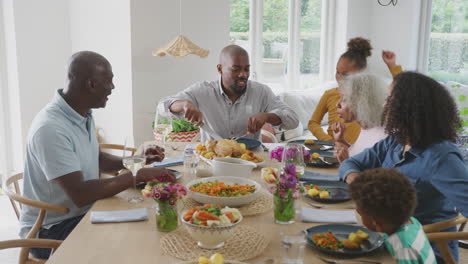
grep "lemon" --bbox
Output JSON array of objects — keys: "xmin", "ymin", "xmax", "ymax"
[
  {"xmin": 240, "ymin": 143, "xmax": 246, "ymax": 150},
  {"xmin": 311, "ymin": 152, "xmax": 321, "ymax": 159},
  {"xmin": 307, "ymin": 189, "xmax": 319, "ymax": 197},
  {"xmin": 210, "ymin": 253, "xmax": 224, "ymax": 264},
  {"xmin": 198, "ymin": 256, "xmax": 210, "ymax": 264},
  {"xmin": 319, "ymin": 190, "xmax": 330, "ymax": 199}
]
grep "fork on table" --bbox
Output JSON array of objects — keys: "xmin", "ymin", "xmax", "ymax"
[{"xmin": 317, "ymin": 256, "xmax": 382, "ymax": 264}]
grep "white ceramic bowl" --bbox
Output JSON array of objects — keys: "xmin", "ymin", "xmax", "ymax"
[
  {"xmin": 186, "ymin": 176, "xmax": 261, "ymax": 207},
  {"xmin": 181, "ymin": 210, "xmax": 243, "ymax": 249},
  {"xmin": 211, "ymin": 157, "xmax": 257, "ymax": 178}
]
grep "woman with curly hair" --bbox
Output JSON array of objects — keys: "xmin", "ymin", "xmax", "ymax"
[
  {"xmin": 339, "ymin": 72, "xmax": 468, "ymax": 262},
  {"xmin": 307, "ymin": 37, "xmax": 401, "ymax": 143},
  {"xmin": 332, "ymin": 72, "xmax": 388, "ymax": 162}
]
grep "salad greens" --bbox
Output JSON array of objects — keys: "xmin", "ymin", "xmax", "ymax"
[{"xmin": 152, "ymin": 117, "xmax": 200, "ymax": 133}]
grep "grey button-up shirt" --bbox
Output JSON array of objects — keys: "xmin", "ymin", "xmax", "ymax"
[{"xmin": 162, "ymin": 79, "xmax": 299, "ymax": 142}]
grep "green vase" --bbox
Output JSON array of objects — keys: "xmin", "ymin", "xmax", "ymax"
[
  {"xmin": 156, "ymin": 201, "xmax": 178, "ymax": 232},
  {"xmin": 274, "ymin": 194, "xmax": 295, "ymax": 224}
]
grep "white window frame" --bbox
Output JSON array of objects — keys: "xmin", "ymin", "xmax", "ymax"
[
  {"xmin": 416, "ymin": 0, "xmax": 433, "ymax": 74},
  {"xmin": 247, "ymin": 0, "xmax": 325, "ymax": 91}
]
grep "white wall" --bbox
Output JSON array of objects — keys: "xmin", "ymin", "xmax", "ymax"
[
  {"xmin": 130, "ymin": 0, "xmax": 230, "ymax": 146},
  {"xmin": 333, "ymin": 0, "xmax": 422, "ymax": 79},
  {"xmin": 2, "ymin": 0, "xmax": 71, "ymax": 172},
  {"xmin": 69, "ymin": 0, "xmax": 134, "ymax": 146}
]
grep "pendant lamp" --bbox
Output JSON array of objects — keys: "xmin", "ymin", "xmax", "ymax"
[{"xmin": 153, "ymin": 0, "xmax": 209, "ymax": 58}]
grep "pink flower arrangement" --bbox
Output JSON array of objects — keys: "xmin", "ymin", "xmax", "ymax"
[
  {"xmin": 270, "ymin": 146, "xmax": 310, "ymax": 162},
  {"xmin": 141, "ymin": 174, "xmax": 187, "ymax": 205},
  {"xmin": 263, "ymin": 163, "xmax": 303, "ymax": 199}
]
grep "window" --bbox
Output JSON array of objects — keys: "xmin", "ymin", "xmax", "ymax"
[
  {"xmin": 230, "ymin": 0, "xmax": 322, "ymax": 92},
  {"xmin": 428, "ymin": 0, "xmax": 468, "ymax": 85}
]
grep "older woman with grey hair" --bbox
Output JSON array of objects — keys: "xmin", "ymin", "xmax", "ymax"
[{"xmin": 332, "ymin": 72, "xmax": 388, "ymax": 162}]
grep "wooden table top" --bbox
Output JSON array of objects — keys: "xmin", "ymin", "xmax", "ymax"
[{"xmin": 47, "ymin": 142, "xmax": 394, "ymax": 264}]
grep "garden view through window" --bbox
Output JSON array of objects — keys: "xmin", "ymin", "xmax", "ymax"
[
  {"xmin": 229, "ymin": 0, "xmax": 322, "ymax": 92},
  {"xmin": 429, "ymin": 0, "xmax": 468, "ymax": 85}
]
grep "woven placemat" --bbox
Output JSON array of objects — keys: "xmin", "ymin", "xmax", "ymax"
[
  {"xmin": 184, "ymin": 190, "xmax": 273, "ymax": 216},
  {"xmin": 161, "ymin": 225, "xmax": 269, "ymax": 261}
]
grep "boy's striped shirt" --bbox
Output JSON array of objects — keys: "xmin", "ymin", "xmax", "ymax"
[{"xmin": 384, "ymin": 217, "xmax": 436, "ymax": 264}]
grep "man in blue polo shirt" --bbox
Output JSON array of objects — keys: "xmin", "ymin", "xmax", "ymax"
[{"xmin": 20, "ymin": 51, "xmax": 171, "ymax": 259}]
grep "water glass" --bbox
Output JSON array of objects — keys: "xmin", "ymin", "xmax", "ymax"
[
  {"xmin": 280, "ymin": 232, "xmax": 306, "ymax": 264},
  {"xmin": 184, "ymin": 147, "xmax": 198, "ymax": 174},
  {"xmin": 281, "ymin": 143, "xmax": 305, "ymax": 177}
]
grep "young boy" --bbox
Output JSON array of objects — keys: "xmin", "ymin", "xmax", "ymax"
[{"xmin": 349, "ymin": 168, "xmax": 436, "ymax": 264}]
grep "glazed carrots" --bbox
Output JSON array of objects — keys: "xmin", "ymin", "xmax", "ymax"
[{"xmin": 183, "ymin": 204, "xmax": 241, "ymax": 227}]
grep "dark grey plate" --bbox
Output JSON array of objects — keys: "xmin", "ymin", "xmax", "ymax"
[
  {"xmin": 236, "ymin": 138, "xmax": 261, "ymax": 150},
  {"xmin": 289, "ymin": 139, "xmax": 334, "ymax": 151},
  {"xmin": 305, "ymin": 186, "xmax": 351, "ymax": 203},
  {"xmin": 306, "ymin": 224, "xmax": 384, "ymax": 256}
]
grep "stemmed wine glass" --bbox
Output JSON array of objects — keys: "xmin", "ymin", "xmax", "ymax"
[
  {"xmin": 122, "ymin": 137, "xmax": 146, "ymax": 203},
  {"xmin": 281, "ymin": 143, "xmax": 305, "ymax": 177},
  {"xmin": 154, "ymin": 101, "xmax": 173, "ymax": 150}
]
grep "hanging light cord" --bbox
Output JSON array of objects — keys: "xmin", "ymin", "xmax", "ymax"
[
  {"xmin": 179, "ymin": 0, "xmax": 182, "ymax": 35},
  {"xmin": 378, "ymin": 0, "xmax": 398, "ymax": 6}
]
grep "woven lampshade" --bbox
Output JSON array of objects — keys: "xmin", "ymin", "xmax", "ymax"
[{"xmin": 153, "ymin": 35, "xmax": 209, "ymax": 58}]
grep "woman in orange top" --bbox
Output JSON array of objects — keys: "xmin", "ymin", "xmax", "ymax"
[{"xmin": 308, "ymin": 37, "xmax": 402, "ymax": 143}]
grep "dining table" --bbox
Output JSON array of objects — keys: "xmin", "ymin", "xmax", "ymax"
[{"xmin": 46, "ymin": 142, "xmax": 395, "ymax": 264}]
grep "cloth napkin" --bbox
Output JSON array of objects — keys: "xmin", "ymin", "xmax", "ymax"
[
  {"xmin": 300, "ymin": 171, "xmax": 340, "ymax": 181},
  {"xmin": 149, "ymin": 155, "xmax": 184, "ymax": 167},
  {"xmin": 301, "ymin": 207, "xmax": 357, "ymax": 223},
  {"xmin": 90, "ymin": 208, "xmax": 148, "ymax": 224}
]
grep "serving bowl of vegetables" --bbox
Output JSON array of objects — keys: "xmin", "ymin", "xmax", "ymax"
[
  {"xmin": 186, "ymin": 176, "xmax": 261, "ymax": 207},
  {"xmin": 181, "ymin": 204, "xmax": 243, "ymax": 249}
]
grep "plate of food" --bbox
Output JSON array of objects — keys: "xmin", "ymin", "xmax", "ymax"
[
  {"xmin": 179, "ymin": 253, "xmax": 247, "ymax": 264},
  {"xmin": 195, "ymin": 139, "xmax": 265, "ymax": 165},
  {"xmin": 306, "ymin": 151, "xmax": 339, "ymax": 168},
  {"xmin": 304, "ymin": 184, "xmax": 351, "ymax": 203},
  {"xmin": 305, "ymin": 224, "xmax": 384, "ymax": 256},
  {"xmin": 235, "ymin": 137, "xmax": 261, "ymax": 150},
  {"xmin": 186, "ymin": 176, "xmax": 261, "ymax": 207},
  {"xmin": 135, "ymin": 169, "xmax": 182, "ymax": 189},
  {"xmin": 290, "ymin": 139, "xmax": 334, "ymax": 151}
]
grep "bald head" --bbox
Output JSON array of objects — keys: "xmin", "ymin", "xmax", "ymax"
[
  {"xmin": 67, "ymin": 51, "xmax": 110, "ymax": 84},
  {"xmin": 64, "ymin": 51, "xmax": 114, "ymax": 110},
  {"xmin": 219, "ymin": 45, "xmax": 249, "ymax": 65}
]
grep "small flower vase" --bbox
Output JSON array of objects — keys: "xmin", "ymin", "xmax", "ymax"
[
  {"xmin": 274, "ymin": 193, "xmax": 295, "ymax": 224},
  {"xmin": 155, "ymin": 201, "xmax": 178, "ymax": 232}
]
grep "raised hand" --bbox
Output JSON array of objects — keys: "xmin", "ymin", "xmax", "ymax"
[
  {"xmin": 332, "ymin": 122, "xmax": 346, "ymax": 142},
  {"xmin": 183, "ymin": 102, "xmax": 203, "ymax": 127},
  {"xmin": 247, "ymin": 113, "xmax": 269, "ymax": 134},
  {"xmin": 382, "ymin": 50, "xmax": 397, "ymax": 68}
]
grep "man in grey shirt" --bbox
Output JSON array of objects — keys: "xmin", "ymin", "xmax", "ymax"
[
  {"xmin": 21, "ymin": 51, "xmax": 173, "ymax": 259},
  {"xmin": 163, "ymin": 45, "xmax": 299, "ymax": 142}
]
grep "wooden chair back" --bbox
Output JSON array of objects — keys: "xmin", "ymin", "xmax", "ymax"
[
  {"xmin": 99, "ymin": 144, "xmax": 137, "ymax": 156},
  {"xmin": 4, "ymin": 173, "xmax": 69, "ymax": 264},
  {"xmin": 0, "ymin": 239, "xmax": 62, "ymax": 264},
  {"xmin": 6, "ymin": 173, "xmax": 23, "ymax": 220},
  {"xmin": 423, "ymin": 214, "xmax": 467, "ymax": 233},
  {"xmin": 426, "ymin": 232, "xmax": 468, "ymax": 264}
]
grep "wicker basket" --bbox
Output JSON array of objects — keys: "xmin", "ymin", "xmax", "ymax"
[{"xmin": 153, "ymin": 129, "xmax": 200, "ymax": 143}]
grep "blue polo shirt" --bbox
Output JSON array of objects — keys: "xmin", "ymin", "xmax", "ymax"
[
  {"xmin": 19, "ymin": 89, "xmax": 99, "ymax": 238},
  {"xmin": 339, "ymin": 136, "xmax": 468, "ymax": 260}
]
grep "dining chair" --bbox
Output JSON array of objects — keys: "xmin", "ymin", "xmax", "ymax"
[
  {"xmin": 423, "ymin": 214, "xmax": 467, "ymax": 233},
  {"xmin": 4, "ymin": 172, "xmax": 69, "ymax": 264},
  {"xmin": 426, "ymin": 232, "xmax": 468, "ymax": 264},
  {"xmin": 0, "ymin": 239, "xmax": 62, "ymax": 264}
]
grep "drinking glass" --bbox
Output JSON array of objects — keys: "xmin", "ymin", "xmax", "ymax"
[
  {"xmin": 154, "ymin": 101, "xmax": 173, "ymax": 149},
  {"xmin": 122, "ymin": 137, "xmax": 146, "ymax": 203},
  {"xmin": 281, "ymin": 143, "xmax": 305, "ymax": 177},
  {"xmin": 280, "ymin": 231, "xmax": 306, "ymax": 264}
]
